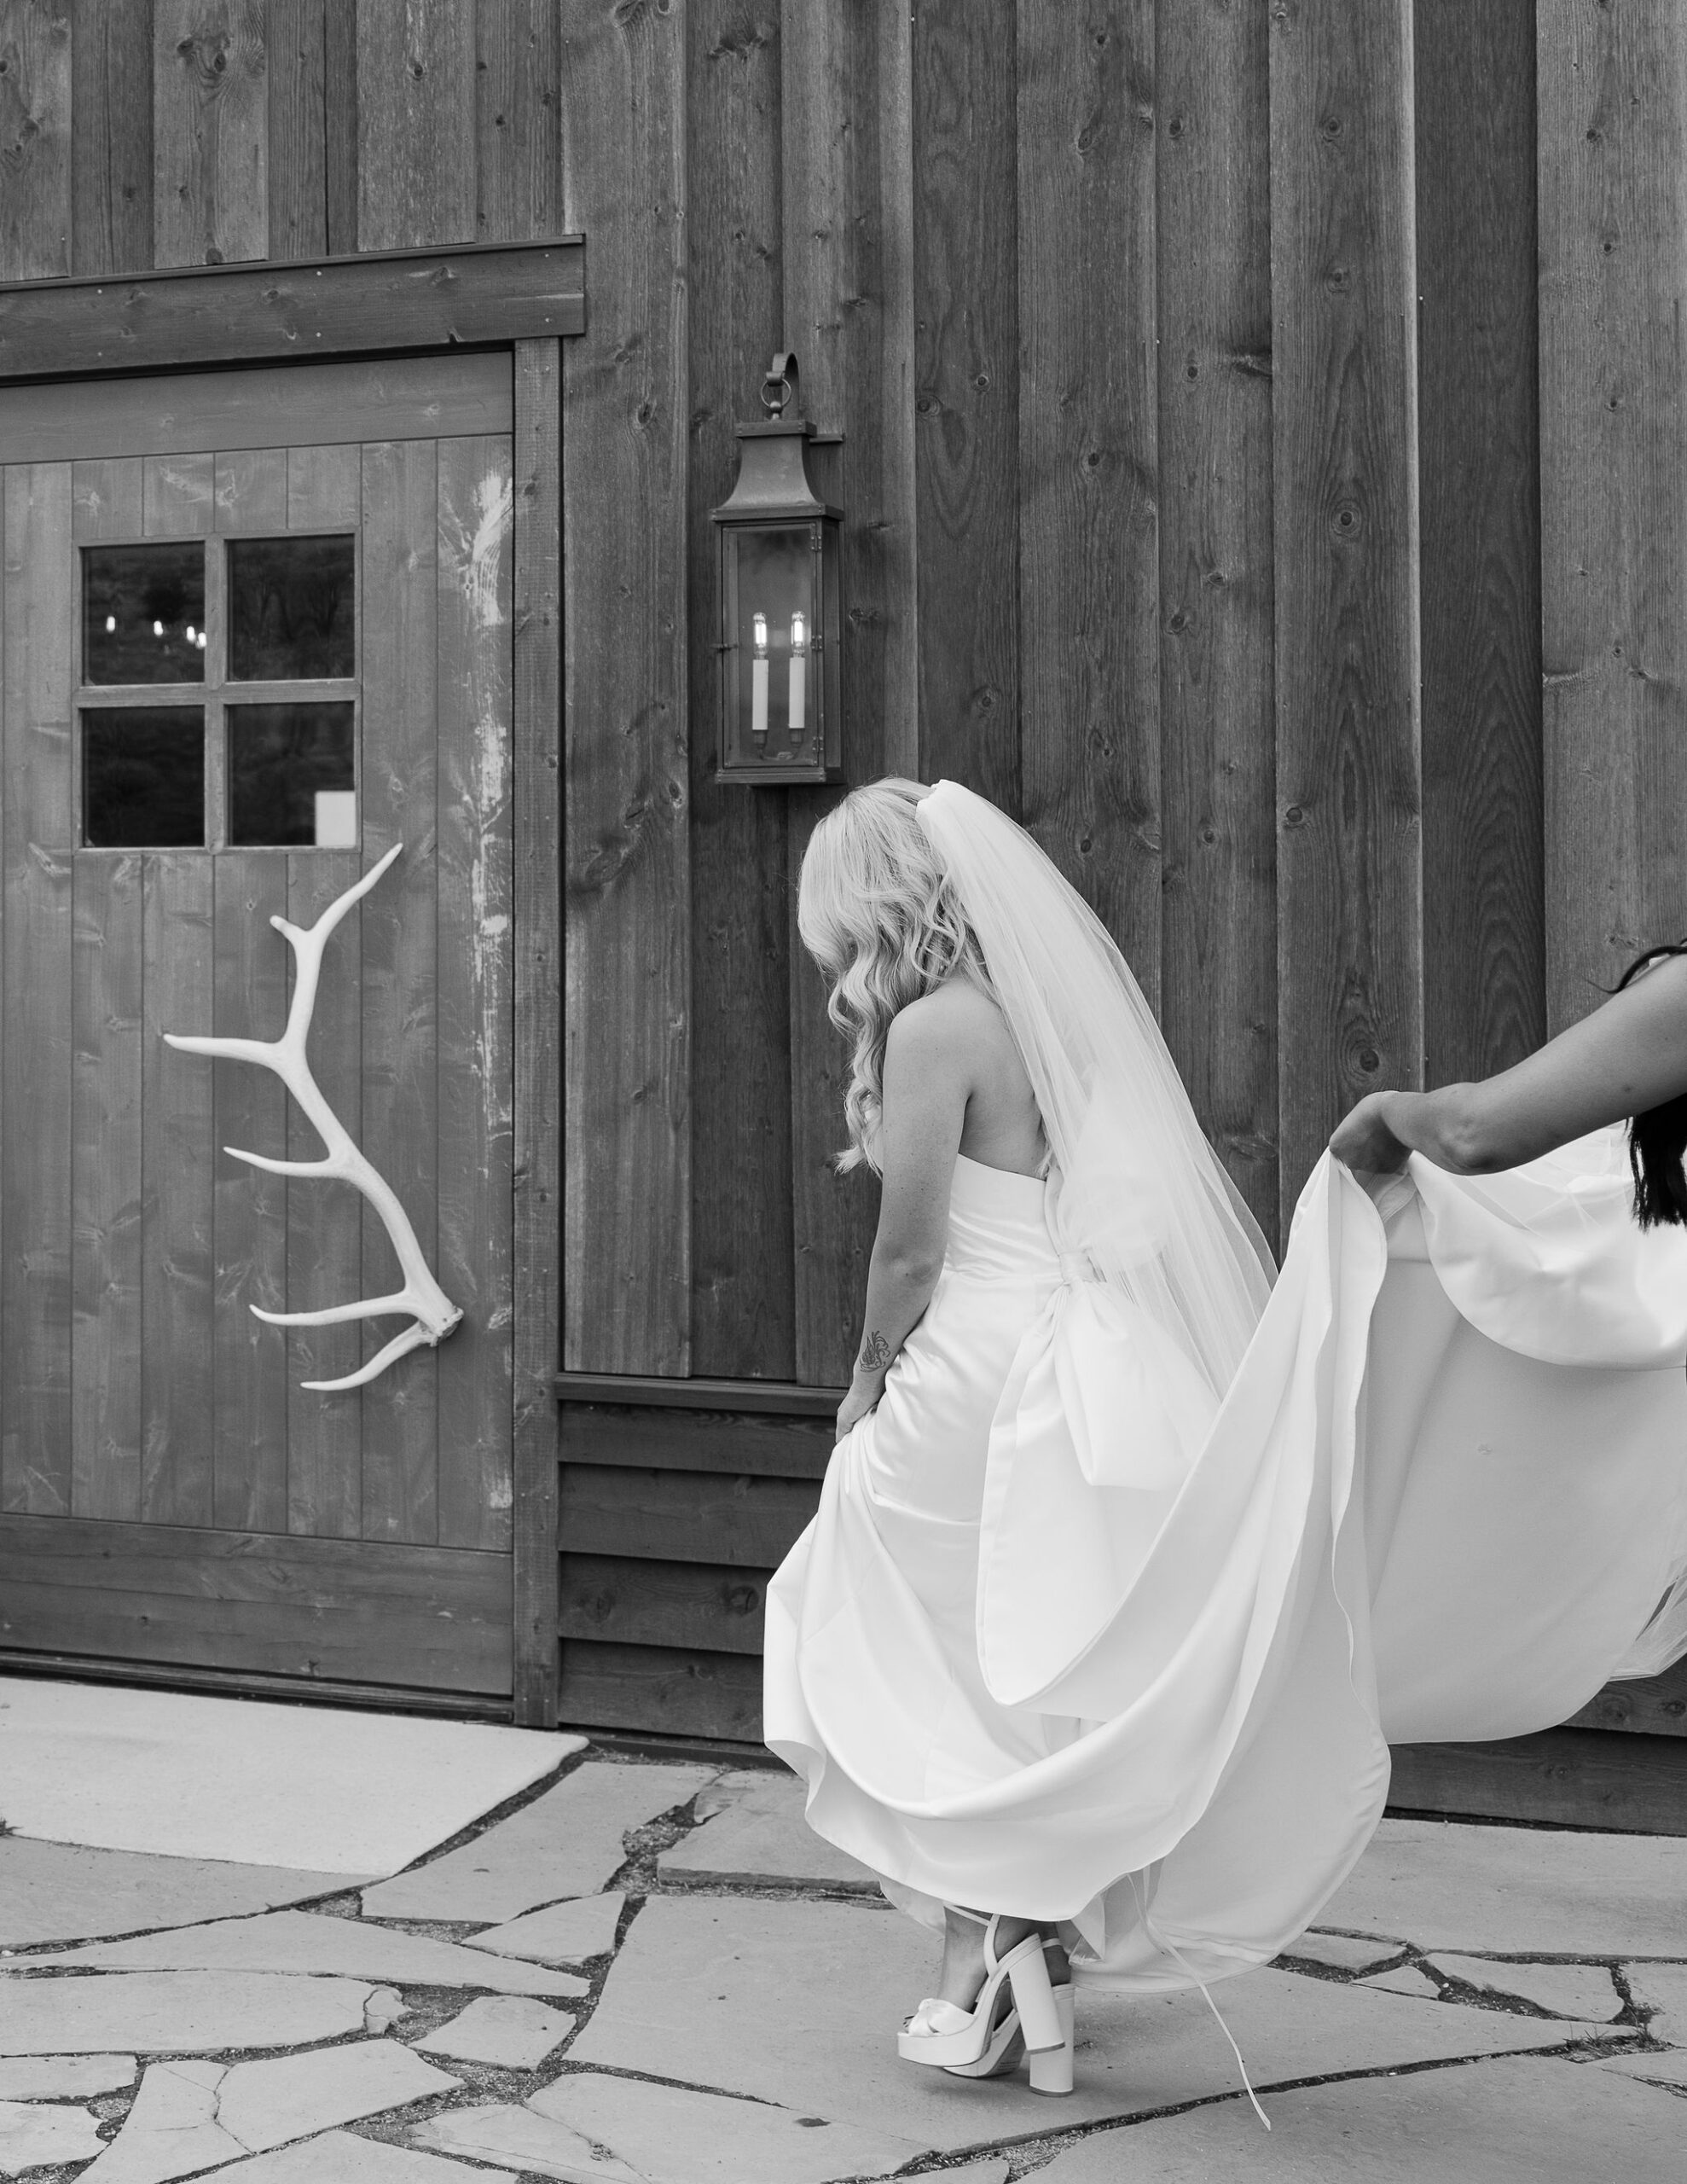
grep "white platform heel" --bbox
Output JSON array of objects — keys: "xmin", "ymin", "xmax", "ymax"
[
  {"xmin": 899, "ymin": 1914, "xmax": 1075, "ymax": 2093},
  {"xmin": 898, "ymin": 1910, "xmax": 1043, "ymax": 2071},
  {"xmin": 1027, "ymin": 1972, "xmax": 1075, "ymax": 2094}
]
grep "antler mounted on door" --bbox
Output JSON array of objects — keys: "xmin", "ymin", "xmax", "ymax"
[{"xmin": 164, "ymin": 842, "xmax": 463, "ymax": 1391}]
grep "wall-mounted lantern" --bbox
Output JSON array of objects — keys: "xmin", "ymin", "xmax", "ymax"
[{"xmin": 711, "ymin": 353, "xmax": 843, "ymax": 785}]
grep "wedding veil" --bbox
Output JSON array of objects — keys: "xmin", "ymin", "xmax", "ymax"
[{"xmin": 915, "ymin": 779, "xmax": 1273, "ymax": 1397}]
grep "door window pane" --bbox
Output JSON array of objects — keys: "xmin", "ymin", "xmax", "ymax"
[
  {"xmin": 83, "ymin": 709, "xmax": 205, "ymax": 846},
  {"xmin": 229, "ymin": 703, "xmax": 357, "ymax": 846},
  {"xmin": 84, "ymin": 544, "xmax": 206, "ymax": 685},
  {"xmin": 228, "ymin": 536, "xmax": 356, "ymax": 682}
]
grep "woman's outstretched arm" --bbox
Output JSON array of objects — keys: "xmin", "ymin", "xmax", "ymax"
[
  {"xmin": 834, "ymin": 999, "xmax": 971, "ymax": 1443},
  {"xmin": 1330, "ymin": 955, "xmax": 1687, "ymax": 1176}
]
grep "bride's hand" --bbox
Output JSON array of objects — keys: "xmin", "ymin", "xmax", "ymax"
[
  {"xmin": 1329, "ymin": 1091, "xmax": 1411, "ymax": 1174},
  {"xmin": 835, "ymin": 1374, "xmax": 884, "ymax": 1444}
]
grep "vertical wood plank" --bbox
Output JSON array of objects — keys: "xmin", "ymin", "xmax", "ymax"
[
  {"xmin": 1416, "ymin": 0, "xmax": 1544, "ymax": 1090},
  {"xmin": 511, "ymin": 337, "xmax": 561, "ymax": 1722},
  {"xmin": 911, "ymin": 0, "xmax": 1019, "ymax": 803},
  {"xmin": 142, "ymin": 454, "xmax": 215, "ymax": 537},
  {"xmin": 72, "ymin": 456, "xmax": 145, "ymax": 543},
  {"xmin": 360, "ymin": 436, "xmax": 439, "ymax": 1545},
  {"xmin": 1537, "ymin": 1, "xmax": 1687, "ymax": 1025},
  {"xmin": 153, "ymin": 0, "xmax": 269, "ymax": 269},
  {"xmin": 2, "ymin": 463, "xmax": 74, "ymax": 1517},
  {"xmin": 140, "ymin": 854, "xmax": 215, "ymax": 1528},
  {"xmin": 266, "ymin": 0, "xmax": 327, "ymax": 260},
  {"xmin": 435, "ymin": 433, "xmax": 514, "ymax": 1552},
  {"xmin": 781, "ymin": 1, "xmax": 917, "ymax": 1385},
  {"xmin": 474, "ymin": 0, "xmax": 560, "ymax": 244},
  {"xmin": 1268, "ymin": 0, "xmax": 1423, "ymax": 1206},
  {"xmin": 287, "ymin": 442, "xmax": 360, "ymax": 531},
  {"xmin": 559, "ymin": 0, "xmax": 691, "ymax": 1376},
  {"xmin": 283, "ymin": 849, "xmax": 362, "ymax": 1537},
  {"xmin": 323, "ymin": 0, "xmax": 356, "ymax": 254},
  {"xmin": 1156, "ymin": 0, "xmax": 1278, "ymax": 1244},
  {"xmin": 1017, "ymin": 1, "xmax": 1162, "ymax": 990},
  {"xmin": 0, "ymin": 0, "xmax": 71, "ymax": 279},
  {"xmin": 687, "ymin": 0, "xmax": 793, "ymax": 1381},
  {"xmin": 212, "ymin": 851, "xmax": 288, "ymax": 1534},
  {"xmin": 357, "ymin": 0, "xmax": 476, "ymax": 252},
  {"xmin": 72, "ymin": 854, "xmax": 144, "ymax": 1522},
  {"xmin": 213, "ymin": 448, "xmax": 288, "ymax": 532},
  {"xmin": 71, "ymin": 0, "xmax": 154, "ymax": 277}
]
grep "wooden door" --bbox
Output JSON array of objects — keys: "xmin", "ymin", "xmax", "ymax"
[{"xmin": 0, "ymin": 354, "xmax": 519, "ymax": 1706}]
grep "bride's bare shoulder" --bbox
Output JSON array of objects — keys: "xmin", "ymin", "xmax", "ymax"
[{"xmin": 889, "ymin": 977, "xmax": 1006, "ymax": 1060}]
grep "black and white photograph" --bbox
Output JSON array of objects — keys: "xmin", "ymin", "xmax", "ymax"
[{"xmin": 0, "ymin": 4, "xmax": 1684, "ymax": 2179}]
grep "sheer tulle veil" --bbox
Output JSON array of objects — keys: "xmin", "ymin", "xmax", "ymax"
[{"xmin": 915, "ymin": 779, "xmax": 1273, "ymax": 1397}]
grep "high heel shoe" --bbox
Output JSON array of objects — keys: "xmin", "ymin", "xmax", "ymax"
[
  {"xmin": 897, "ymin": 1910, "xmax": 1047, "ymax": 2071},
  {"xmin": 1027, "ymin": 1972, "xmax": 1075, "ymax": 2095}
]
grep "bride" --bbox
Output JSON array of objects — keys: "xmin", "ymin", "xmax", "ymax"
[{"xmin": 762, "ymin": 776, "xmax": 1687, "ymax": 2102}]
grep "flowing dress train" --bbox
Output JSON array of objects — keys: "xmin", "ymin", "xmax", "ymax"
[{"xmin": 762, "ymin": 1131, "xmax": 1687, "ymax": 1992}]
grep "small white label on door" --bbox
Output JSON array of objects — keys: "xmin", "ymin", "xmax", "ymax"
[{"xmin": 314, "ymin": 790, "xmax": 359, "ymax": 848}]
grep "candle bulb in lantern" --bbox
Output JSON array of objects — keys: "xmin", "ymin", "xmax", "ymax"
[
  {"xmin": 788, "ymin": 611, "xmax": 808, "ymax": 743},
  {"xmin": 751, "ymin": 613, "xmax": 769, "ymax": 747}
]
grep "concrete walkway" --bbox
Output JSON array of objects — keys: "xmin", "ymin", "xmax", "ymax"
[{"xmin": 3, "ymin": 1732, "xmax": 1685, "ymax": 2181}]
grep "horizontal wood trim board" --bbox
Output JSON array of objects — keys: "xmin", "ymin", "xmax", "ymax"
[
  {"xmin": 557, "ymin": 1374, "xmax": 845, "ymax": 1418},
  {"xmin": 560, "ymin": 1404, "xmax": 833, "ymax": 1480},
  {"xmin": 1566, "ymin": 1657, "xmax": 1687, "ymax": 1740},
  {"xmin": 0, "ymin": 352, "xmax": 512, "ymax": 463},
  {"xmin": 559, "ymin": 1639, "xmax": 764, "ymax": 1744},
  {"xmin": 559, "ymin": 1552, "xmax": 772, "ymax": 1656},
  {"xmin": 0, "ymin": 1650, "xmax": 512, "ymax": 1721},
  {"xmin": 559, "ymin": 1466, "xmax": 819, "ymax": 1567},
  {"xmin": 1389, "ymin": 1731, "xmax": 1687, "ymax": 1837},
  {"xmin": 0, "ymin": 241, "xmax": 584, "ymax": 382},
  {"xmin": 0, "ymin": 1515, "xmax": 512, "ymax": 1696}
]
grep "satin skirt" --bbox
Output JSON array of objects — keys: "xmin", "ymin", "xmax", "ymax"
[{"xmin": 763, "ymin": 1137, "xmax": 1687, "ymax": 1992}]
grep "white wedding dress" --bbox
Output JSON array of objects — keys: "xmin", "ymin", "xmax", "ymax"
[{"xmin": 763, "ymin": 1126, "xmax": 1687, "ymax": 1991}]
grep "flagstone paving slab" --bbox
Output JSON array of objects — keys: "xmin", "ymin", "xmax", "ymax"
[
  {"xmin": 1316, "ymin": 1817, "xmax": 1687, "ymax": 1955},
  {"xmin": 0, "ymin": 1972, "xmax": 380, "ymax": 2053},
  {"xmin": 1280, "ymin": 1932, "xmax": 1401, "ymax": 1975},
  {"xmin": 933, "ymin": 2164, "xmax": 1010, "ymax": 2184},
  {"xmin": 0, "ymin": 1838, "xmax": 360, "ymax": 1948},
  {"xmin": 0, "ymin": 1677, "xmax": 581, "ymax": 1876},
  {"xmin": 416, "ymin": 2072, "xmax": 930, "ymax": 2183},
  {"xmin": 25, "ymin": 1909, "xmax": 588, "ymax": 2000},
  {"xmin": 1429, "ymin": 1955, "xmax": 1621, "ymax": 2021},
  {"xmin": 568, "ymin": 1896, "xmax": 1626, "ymax": 2154},
  {"xmin": 1599, "ymin": 2049, "xmax": 1687, "ymax": 2090},
  {"xmin": 1033, "ymin": 2053, "xmax": 1685, "ymax": 2181},
  {"xmin": 198, "ymin": 2129, "xmax": 491, "ymax": 2181},
  {"xmin": 0, "ymin": 2055, "xmax": 135, "ymax": 2096},
  {"xmin": 1360, "ymin": 1965, "xmax": 1441, "ymax": 2000},
  {"xmin": 362, "ymin": 1762, "xmax": 715, "ymax": 1922},
  {"xmin": 83, "ymin": 2042, "xmax": 459, "ymax": 2184},
  {"xmin": 411, "ymin": 1997, "xmax": 577, "ymax": 2070},
  {"xmin": 463, "ymin": 1891, "xmax": 624, "ymax": 1966},
  {"xmin": 657, "ymin": 1770, "xmax": 880, "ymax": 1892},
  {"xmin": 1625, "ymin": 1962, "xmax": 1687, "ymax": 2044},
  {"xmin": 0, "ymin": 2098, "xmax": 105, "ymax": 2175}
]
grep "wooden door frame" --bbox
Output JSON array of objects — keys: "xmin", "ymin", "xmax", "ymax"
[{"xmin": 0, "ymin": 241, "xmax": 580, "ymax": 1728}]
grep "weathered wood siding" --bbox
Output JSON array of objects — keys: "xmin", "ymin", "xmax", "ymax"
[{"xmin": 4, "ymin": 4, "xmax": 1684, "ymax": 1803}]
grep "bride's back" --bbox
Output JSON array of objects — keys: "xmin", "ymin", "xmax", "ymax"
[{"xmin": 894, "ymin": 975, "xmax": 1046, "ymax": 1178}]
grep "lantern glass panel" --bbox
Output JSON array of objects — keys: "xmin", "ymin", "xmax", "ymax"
[{"xmin": 730, "ymin": 525, "xmax": 816, "ymax": 768}]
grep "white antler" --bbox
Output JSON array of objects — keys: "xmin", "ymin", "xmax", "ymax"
[{"xmin": 164, "ymin": 841, "xmax": 463, "ymax": 1391}]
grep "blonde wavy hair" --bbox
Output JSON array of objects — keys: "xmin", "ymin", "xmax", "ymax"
[{"xmin": 797, "ymin": 778, "xmax": 994, "ymax": 1171}]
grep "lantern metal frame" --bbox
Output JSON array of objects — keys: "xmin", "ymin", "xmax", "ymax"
[{"xmin": 710, "ymin": 353, "xmax": 844, "ymax": 786}]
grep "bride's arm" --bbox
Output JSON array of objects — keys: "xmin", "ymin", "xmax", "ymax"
[
  {"xmin": 834, "ymin": 1001, "xmax": 970, "ymax": 1442},
  {"xmin": 1330, "ymin": 954, "xmax": 1687, "ymax": 1175}
]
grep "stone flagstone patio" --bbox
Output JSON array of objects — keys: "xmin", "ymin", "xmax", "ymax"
[{"xmin": 2, "ymin": 1725, "xmax": 1684, "ymax": 2180}]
